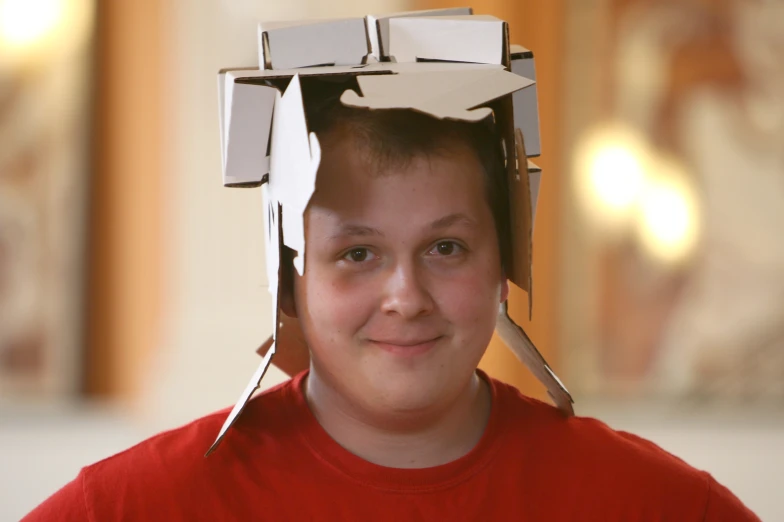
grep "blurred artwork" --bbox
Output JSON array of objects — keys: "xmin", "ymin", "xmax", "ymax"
[
  {"xmin": 567, "ymin": 0, "xmax": 784, "ymax": 402},
  {"xmin": 0, "ymin": 0, "xmax": 94, "ymax": 398}
]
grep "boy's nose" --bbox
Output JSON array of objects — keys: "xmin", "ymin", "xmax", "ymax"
[{"xmin": 380, "ymin": 263, "xmax": 435, "ymax": 319}]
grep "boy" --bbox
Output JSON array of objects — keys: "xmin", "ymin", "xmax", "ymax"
[{"xmin": 24, "ymin": 12, "xmax": 759, "ymax": 522}]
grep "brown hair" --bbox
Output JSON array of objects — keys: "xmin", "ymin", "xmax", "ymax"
[{"xmin": 298, "ymin": 76, "xmax": 511, "ymax": 273}]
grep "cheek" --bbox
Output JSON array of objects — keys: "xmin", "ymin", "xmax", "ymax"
[
  {"xmin": 298, "ymin": 269, "xmax": 376, "ymax": 339},
  {"xmin": 435, "ymin": 266, "xmax": 501, "ymax": 334}
]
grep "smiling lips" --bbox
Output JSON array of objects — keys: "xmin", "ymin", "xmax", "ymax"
[{"xmin": 369, "ymin": 337, "xmax": 443, "ymax": 356}]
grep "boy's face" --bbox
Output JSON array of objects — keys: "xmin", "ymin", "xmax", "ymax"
[{"xmin": 288, "ymin": 129, "xmax": 508, "ymax": 417}]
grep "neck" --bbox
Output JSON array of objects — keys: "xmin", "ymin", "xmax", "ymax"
[{"xmin": 304, "ymin": 369, "xmax": 491, "ymax": 469}]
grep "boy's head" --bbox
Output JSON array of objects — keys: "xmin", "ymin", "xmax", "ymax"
[{"xmin": 280, "ymin": 78, "xmax": 510, "ymax": 418}]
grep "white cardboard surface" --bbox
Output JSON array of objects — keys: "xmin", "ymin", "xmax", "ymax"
[
  {"xmin": 341, "ymin": 66, "xmax": 533, "ymax": 121},
  {"xmin": 205, "ymin": 342, "xmax": 277, "ymax": 456},
  {"xmin": 222, "ymin": 78, "xmax": 276, "ymax": 186},
  {"xmin": 268, "ymin": 75, "xmax": 320, "ymax": 275},
  {"xmin": 258, "ymin": 18, "xmax": 368, "ymax": 70},
  {"xmin": 367, "ymin": 7, "xmax": 472, "ymax": 60},
  {"xmin": 389, "ymin": 15, "xmax": 503, "ymax": 65},
  {"xmin": 511, "ymin": 46, "xmax": 541, "ymax": 157}
]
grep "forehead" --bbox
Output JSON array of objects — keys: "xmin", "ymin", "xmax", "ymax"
[{"xmin": 307, "ymin": 131, "xmax": 490, "ymax": 224}]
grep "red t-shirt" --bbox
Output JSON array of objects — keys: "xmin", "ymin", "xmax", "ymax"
[{"xmin": 24, "ymin": 371, "xmax": 759, "ymax": 521}]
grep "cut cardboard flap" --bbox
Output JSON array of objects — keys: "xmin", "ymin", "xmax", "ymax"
[
  {"xmin": 511, "ymin": 45, "xmax": 541, "ymax": 157},
  {"xmin": 258, "ymin": 18, "xmax": 368, "ymax": 70},
  {"xmin": 220, "ymin": 76, "xmax": 276, "ymax": 187},
  {"xmin": 341, "ymin": 66, "xmax": 533, "ymax": 121},
  {"xmin": 367, "ymin": 7, "xmax": 473, "ymax": 60},
  {"xmin": 269, "ymin": 75, "xmax": 320, "ymax": 276},
  {"xmin": 389, "ymin": 15, "xmax": 504, "ymax": 65}
]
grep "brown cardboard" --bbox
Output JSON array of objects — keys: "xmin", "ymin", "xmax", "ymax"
[{"xmin": 514, "ymin": 127, "xmax": 534, "ymax": 318}]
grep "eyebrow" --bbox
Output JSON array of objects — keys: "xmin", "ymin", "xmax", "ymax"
[
  {"xmin": 429, "ymin": 213, "xmax": 477, "ymax": 230},
  {"xmin": 329, "ymin": 213, "xmax": 476, "ymax": 240},
  {"xmin": 330, "ymin": 224, "xmax": 384, "ymax": 240}
]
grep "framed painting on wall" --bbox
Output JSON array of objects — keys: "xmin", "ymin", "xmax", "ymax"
[
  {"xmin": 0, "ymin": 1, "xmax": 96, "ymax": 399},
  {"xmin": 561, "ymin": 0, "xmax": 784, "ymax": 404}
]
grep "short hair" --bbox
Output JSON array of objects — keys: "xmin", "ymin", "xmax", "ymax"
[{"xmin": 298, "ymin": 77, "xmax": 511, "ymax": 273}]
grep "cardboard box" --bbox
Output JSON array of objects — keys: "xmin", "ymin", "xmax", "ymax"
[
  {"xmin": 209, "ymin": 9, "xmax": 572, "ymax": 455},
  {"xmin": 366, "ymin": 7, "xmax": 472, "ymax": 61},
  {"xmin": 388, "ymin": 15, "xmax": 505, "ymax": 65},
  {"xmin": 511, "ymin": 45, "xmax": 541, "ymax": 157},
  {"xmin": 258, "ymin": 18, "xmax": 368, "ymax": 70}
]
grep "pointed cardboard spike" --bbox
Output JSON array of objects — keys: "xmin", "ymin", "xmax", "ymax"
[
  {"xmin": 205, "ymin": 342, "xmax": 277, "ymax": 456},
  {"xmin": 495, "ymin": 303, "xmax": 574, "ymax": 416},
  {"xmin": 514, "ymin": 128, "xmax": 533, "ymax": 320},
  {"xmin": 389, "ymin": 15, "xmax": 505, "ymax": 65},
  {"xmin": 207, "ymin": 203, "xmax": 285, "ymax": 455}
]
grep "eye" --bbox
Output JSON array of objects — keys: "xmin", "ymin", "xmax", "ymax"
[
  {"xmin": 343, "ymin": 247, "xmax": 373, "ymax": 263},
  {"xmin": 428, "ymin": 241, "xmax": 463, "ymax": 257}
]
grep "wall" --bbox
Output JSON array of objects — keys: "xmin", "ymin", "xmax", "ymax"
[{"xmin": 138, "ymin": 0, "xmax": 412, "ymax": 429}]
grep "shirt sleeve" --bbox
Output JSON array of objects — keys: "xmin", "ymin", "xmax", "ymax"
[
  {"xmin": 702, "ymin": 474, "xmax": 761, "ymax": 522},
  {"xmin": 20, "ymin": 471, "xmax": 91, "ymax": 522}
]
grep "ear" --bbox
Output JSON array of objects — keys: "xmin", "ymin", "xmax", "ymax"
[
  {"xmin": 500, "ymin": 278, "xmax": 510, "ymax": 304},
  {"xmin": 280, "ymin": 280, "xmax": 298, "ymax": 318},
  {"xmin": 279, "ymin": 245, "xmax": 299, "ymax": 318}
]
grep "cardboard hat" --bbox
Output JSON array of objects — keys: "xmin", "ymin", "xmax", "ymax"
[{"xmin": 208, "ymin": 8, "xmax": 573, "ymax": 456}]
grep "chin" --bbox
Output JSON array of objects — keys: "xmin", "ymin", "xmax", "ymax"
[{"xmin": 367, "ymin": 367, "xmax": 466, "ymax": 413}]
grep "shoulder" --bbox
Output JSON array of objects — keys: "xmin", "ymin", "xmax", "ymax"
[
  {"xmin": 25, "ymin": 377, "xmax": 298, "ymax": 521},
  {"xmin": 492, "ymin": 377, "xmax": 703, "ymax": 479},
  {"xmin": 83, "ymin": 376, "xmax": 295, "ymax": 481},
  {"xmin": 490, "ymin": 378, "xmax": 760, "ymax": 520}
]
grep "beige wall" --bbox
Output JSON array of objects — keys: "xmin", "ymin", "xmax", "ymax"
[{"xmin": 135, "ymin": 0, "xmax": 412, "ymax": 427}]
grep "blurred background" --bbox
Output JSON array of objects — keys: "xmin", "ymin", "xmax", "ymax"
[{"xmin": 1, "ymin": 0, "xmax": 782, "ymax": 519}]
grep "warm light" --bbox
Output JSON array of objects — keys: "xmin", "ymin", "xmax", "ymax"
[
  {"xmin": 574, "ymin": 121, "xmax": 701, "ymax": 266},
  {"xmin": 0, "ymin": 0, "xmax": 63, "ymax": 49},
  {"xmin": 0, "ymin": 0, "xmax": 93, "ymax": 68},
  {"xmin": 636, "ymin": 158, "xmax": 700, "ymax": 265},
  {"xmin": 574, "ymin": 122, "xmax": 649, "ymax": 230},
  {"xmin": 589, "ymin": 144, "xmax": 645, "ymax": 209}
]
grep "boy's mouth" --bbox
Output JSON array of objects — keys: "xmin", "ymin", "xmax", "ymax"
[{"xmin": 368, "ymin": 336, "xmax": 443, "ymax": 357}]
